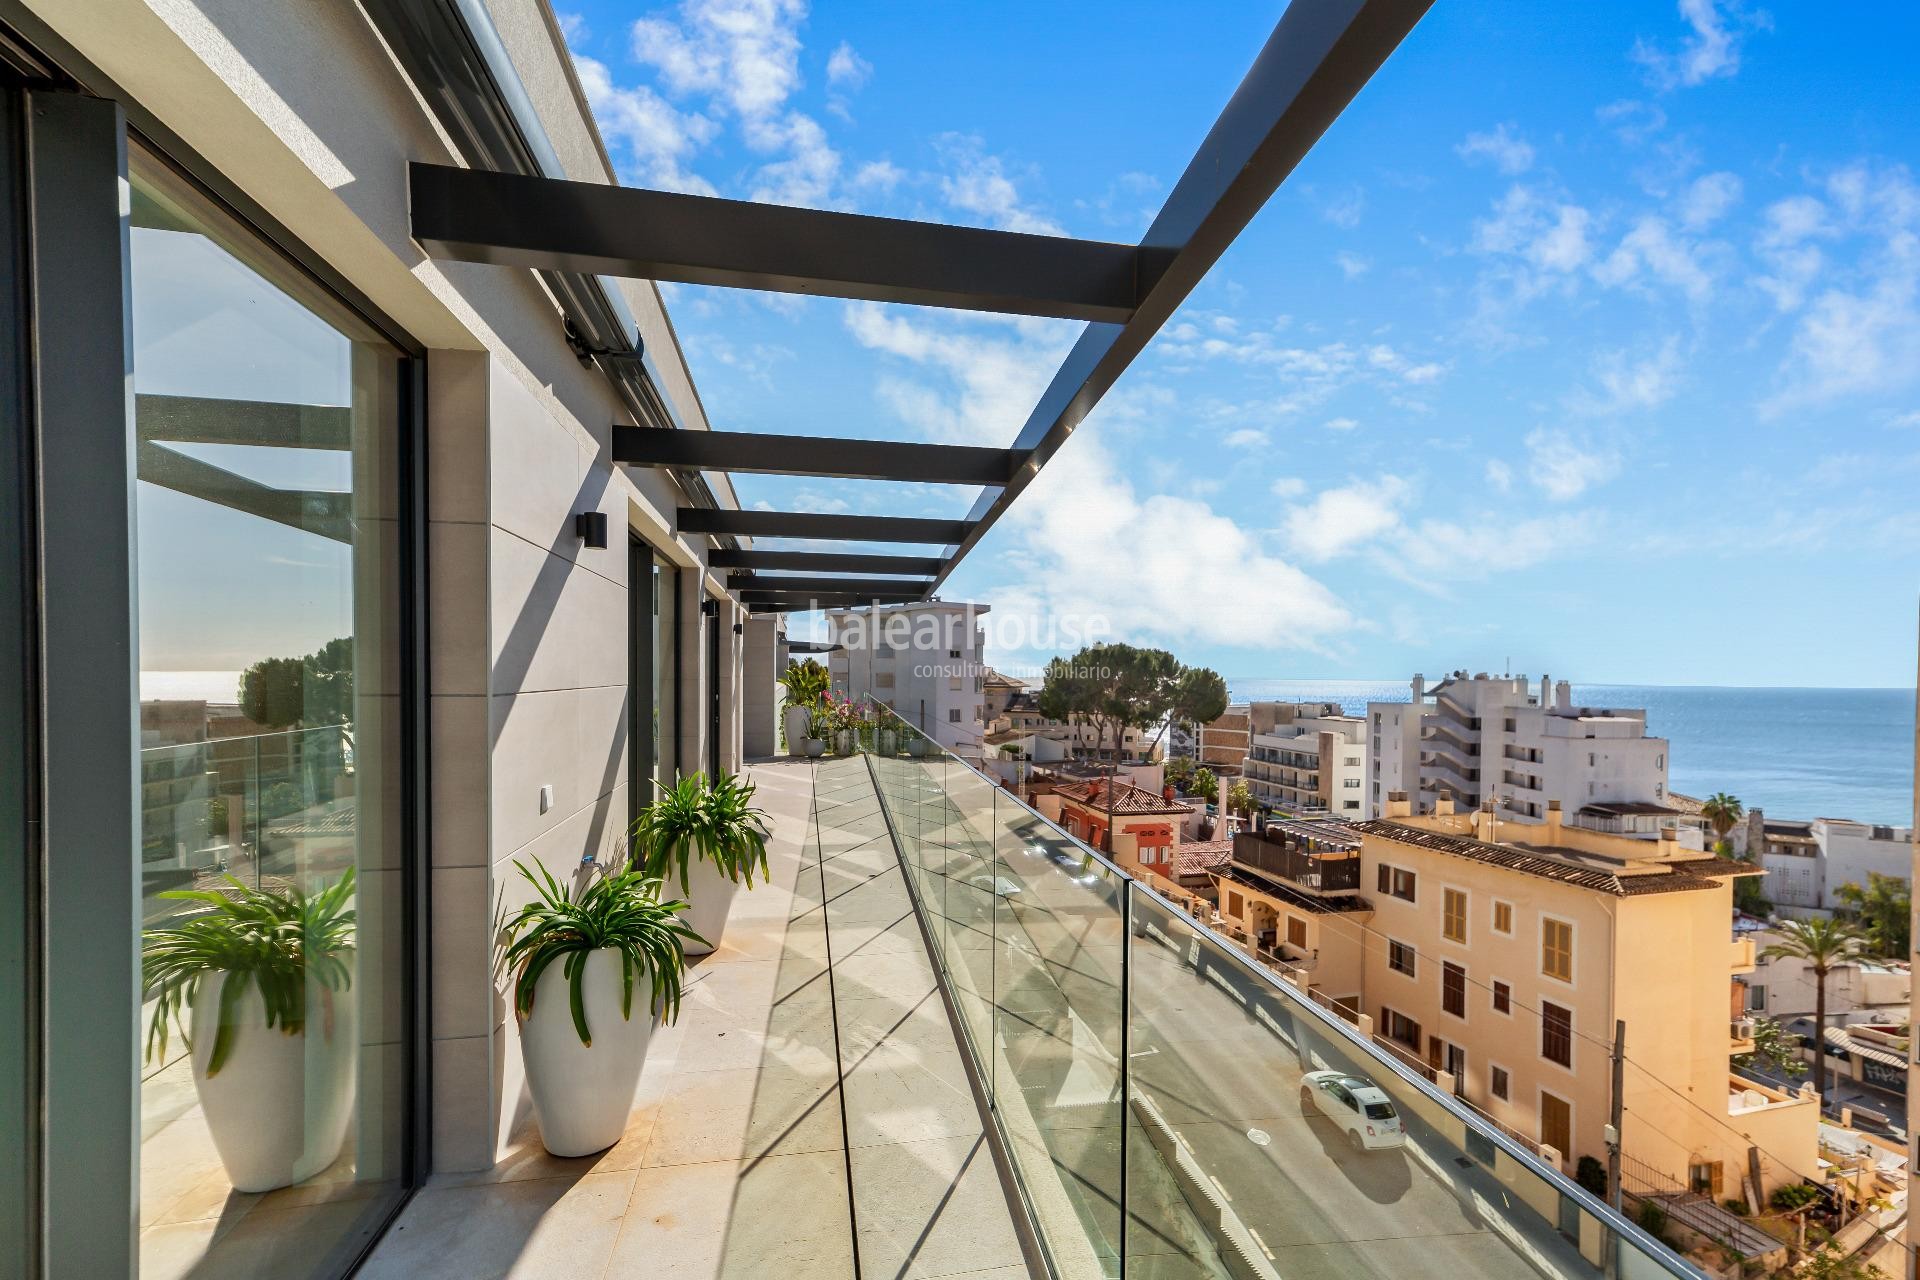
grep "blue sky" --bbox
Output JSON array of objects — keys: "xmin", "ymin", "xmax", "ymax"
[{"xmin": 561, "ymin": 0, "xmax": 1920, "ymax": 687}]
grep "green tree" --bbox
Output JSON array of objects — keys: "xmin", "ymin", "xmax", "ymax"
[
  {"xmin": 1700, "ymin": 792, "xmax": 1744, "ymax": 842},
  {"xmin": 1190, "ymin": 767, "xmax": 1219, "ymax": 803},
  {"xmin": 1761, "ymin": 917, "xmax": 1865, "ymax": 1105},
  {"xmin": 777, "ymin": 658, "xmax": 830, "ymax": 707},
  {"xmin": 1147, "ymin": 666, "xmax": 1229, "ymax": 760},
  {"xmin": 1040, "ymin": 643, "xmax": 1176, "ymax": 761},
  {"xmin": 1226, "ymin": 780, "xmax": 1253, "ymax": 817},
  {"xmin": 1164, "ymin": 755, "xmax": 1198, "ymax": 792},
  {"xmin": 1831, "ymin": 872, "xmax": 1911, "ymax": 958},
  {"xmin": 1733, "ymin": 1015, "xmax": 1807, "ymax": 1080},
  {"xmin": 239, "ymin": 636, "xmax": 354, "ymax": 728}
]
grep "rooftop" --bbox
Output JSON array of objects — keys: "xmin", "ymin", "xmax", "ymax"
[
  {"xmin": 1055, "ymin": 777, "xmax": 1188, "ymax": 816},
  {"xmin": 1353, "ymin": 819, "xmax": 1757, "ymax": 897}
]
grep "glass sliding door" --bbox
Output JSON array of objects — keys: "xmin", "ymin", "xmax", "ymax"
[
  {"xmin": 129, "ymin": 149, "xmax": 410, "ymax": 1277},
  {"xmin": 630, "ymin": 539, "xmax": 681, "ymax": 823},
  {"xmin": 0, "ymin": 79, "xmax": 34, "ymax": 1280}
]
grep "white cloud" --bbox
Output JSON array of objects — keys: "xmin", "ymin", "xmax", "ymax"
[
  {"xmin": 1457, "ymin": 123, "xmax": 1535, "ymax": 176},
  {"xmin": 1324, "ymin": 417, "xmax": 1359, "ymax": 432},
  {"xmin": 934, "ymin": 133, "xmax": 1063, "ymax": 235},
  {"xmin": 1393, "ymin": 514, "xmax": 1590, "ymax": 581},
  {"xmin": 1597, "ymin": 99, "xmax": 1669, "ymax": 146},
  {"xmin": 1592, "ymin": 216, "xmax": 1715, "ymax": 302},
  {"xmin": 572, "ymin": 53, "xmax": 718, "ymax": 194},
  {"xmin": 825, "ymin": 41, "xmax": 872, "ymax": 89},
  {"xmin": 1284, "ymin": 476, "xmax": 1412, "ymax": 561},
  {"xmin": 1888, "ymin": 409, "xmax": 1920, "ymax": 430},
  {"xmin": 631, "ymin": 0, "xmax": 806, "ymax": 120},
  {"xmin": 844, "ymin": 306, "xmax": 1353, "ymax": 652},
  {"xmin": 1764, "ymin": 165, "xmax": 1920, "ymax": 412},
  {"xmin": 1271, "ymin": 477, "xmax": 1307, "ymax": 499},
  {"xmin": 1335, "ymin": 251, "xmax": 1372, "ymax": 280},
  {"xmin": 1474, "ymin": 186, "xmax": 1594, "ymax": 276},
  {"xmin": 1318, "ymin": 186, "xmax": 1367, "ymax": 230},
  {"xmin": 557, "ymin": 11, "xmax": 588, "ymax": 41},
  {"xmin": 1631, "ymin": 0, "xmax": 1770, "ymax": 91},
  {"xmin": 1677, "ymin": 171, "xmax": 1742, "ymax": 230},
  {"xmin": 1525, "ymin": 427, "xmax": 1619, "ymax": 500},
  {"xmin": 1485, "ymin": 459, "xmax": 1514, "ymax": 492},
  {"xmin": 1224, "ymin": 428, "xmax": 1268, "ymax": 449},
  {"xmin": 1575, "ymin": 336, "xmax": 1684, "ymax": 415}
]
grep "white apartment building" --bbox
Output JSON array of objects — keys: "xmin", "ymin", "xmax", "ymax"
[
  {"xmin": 1759, "ymin": 816, "xmax": 1916, "ymax": 918},
  {"xmin": 1366, "ymin": 672, "xmax": 1674, "ymax": 837},
  {"xmin": 1243, "ymin": 701, "xmax": 1366, "ymax": 816},
  {"xmin": 826, "ymin": 601, "xmax": 989, "ymax": 760}
]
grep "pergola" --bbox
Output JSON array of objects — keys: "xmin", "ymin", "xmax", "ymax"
[{"xmin": 407, "ymin": 0, "xmax": 1433, "ymax": 613}]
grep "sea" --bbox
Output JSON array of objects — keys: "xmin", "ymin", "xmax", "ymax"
[{"xmin": 1228, "ymin": 679, "xmax": 1917, "ymax": 828}]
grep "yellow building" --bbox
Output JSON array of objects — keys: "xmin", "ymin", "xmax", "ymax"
[{"xmin": 1212, "ymin": 795, "xmax": 1821, "ymax": 1200}]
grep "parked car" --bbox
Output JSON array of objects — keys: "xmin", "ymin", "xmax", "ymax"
[{"xmin": 1300, "ymin": 1070, "xmax": 1405, "ymax": 1151}]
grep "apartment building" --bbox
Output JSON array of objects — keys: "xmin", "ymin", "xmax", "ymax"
[
  {"xmin": 1366, "ymin": 673, "xmax": 1674, "ymax": 838},
  {"xmin": 1051, "ymin": 777, "xmax": 1193, "ymax": 880},
  {"xmin": 1214, "ymin": 795, "xmax": 1819, "ymax": 1196},
  {"xmin": 1741, "ymin": 927, "xmax": 1909, "ymax": 1024},
  {"xmin": 982, "ymin": 670, "xmax": 1161, "ymax": 763},
  {"xmin": 1757, "ymin": 816, "xmax": 1916, "ymax": 917},
  {"xmin": 1191, "ymin": 702, "xmax": 1252, "ymax": 775},
  {"xmin": 826, "ymin": 600, "xmax": 989, "ymax": 760},
  {"xmin": 1244, "ymin": 701, "xmax": 1367, "ymax": 816}
]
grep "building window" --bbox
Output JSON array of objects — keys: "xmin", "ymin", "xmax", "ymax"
[
  {"xmin": 1382, "ymin": 1007, "xmax": 1421, "ymax": 1050},
  {"xmin": 947, "ymin": 709, "xmax": 961, "ymax": 723},
  {"xmin": 1343, "ymin": 777, "xmax": 1361, "ymax": 788},
  {"xmin": 1542, "ymin": 1001, "xmax": 1573, "ymax": 1068},
  {"xmin": 1387, "ymin": 939, "xmax": 1416, "ymax": 977},
  {"xmin": 1376, "ymin": 864, "xmax": 1416, "ymax": 902},
  {"xmin": 1227, "ymin": 891, "xmax": 1244, "ymax": 919},
  {"xmin": 1442, "ymin": 888, "xmax": 1467, "ymax": 943},
  {"xmin": 1540, "ymin": 1091, "xmax": 1572, "ymax": 1160},
  {"xmin": 948, "ymin": 649, "xmax": 962, "ymax": 659},
  {"xmin": 1286, "ymin": 916, "xmax": 1307, "ymax": 949},
  {"xmin": 1492, "ymin": 980, "xmax": 1512, "ymax": 1014},
  {"xmin": 1541, "ymin": 918, "xmax": 1574, "ymax": 983},
  {"xmin": 1492, "ymin": 900, "xmax": 1513, "ymax": 934},
  {"xmin": 1490, "ymin": 1065, "xmax": 1510, "ymax": 1101},
  {"xmin": 1442, "ymin": 962, "xmax": 1467, "ymax": 1018},
  {"xmin": 129, "ymin": 155, "xmax": 413, "ymax": 1274},
  {"xmin": 1749, "ymin": 985, "xmax": 1766, "ymax": 1011}
]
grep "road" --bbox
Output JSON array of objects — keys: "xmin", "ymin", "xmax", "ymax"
[{"xmin": 871, "ymin": 756, "xmax": 1632, "ymax": 1279}]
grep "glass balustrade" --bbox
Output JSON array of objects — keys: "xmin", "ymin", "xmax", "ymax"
[{"xmin": 841, "ymin": 700, "xmax": 1695, "ymax": 1280}]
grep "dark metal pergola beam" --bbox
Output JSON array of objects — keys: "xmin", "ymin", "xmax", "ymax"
[
  {"xmin": 708, "ymin": 548, "xmax": 945, "ymax": 576},
  {"xmin": 678, "ymin": 508, "xmax": 971, "ymax": 545},
  {"xmin": 737, "ymin": 589, "xmax": 923, "ymax": 608},
  {"xmin": 933, "ymin": 0, "xmax": 1432, "ymax": 586},
  {"xmin": 615, "ymin": 427, "xmax": 1018, "ymax": 485},
  {"xmin": 137, "ymin": 442, "xmax": 351, "ymax": 542},
  {"xmin": 726, "ymin": 573, "xmax": 931, "ymax": 596},
  {"xmin": 410, "ymin": 164, "xmax": 1148, "ymax": 322}
]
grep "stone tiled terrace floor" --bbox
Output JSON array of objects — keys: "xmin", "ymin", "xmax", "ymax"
[{"xmin": 361, "ymin": 755, "xmax": 1027, "ymax": 1279}]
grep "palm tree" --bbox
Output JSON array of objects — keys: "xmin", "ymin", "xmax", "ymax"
[
  {"xmin": 1760, "ymin": 917, "xmax": 1864, "ymax": 1107},
  {"xmin": 1700, "ymin": 792, "xmax": 1744, "ymax": 846}
]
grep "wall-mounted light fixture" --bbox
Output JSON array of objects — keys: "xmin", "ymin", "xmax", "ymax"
[
  {"xmin": 574, "ymin": 511, "xmax": 608, "ymax": 549},
  {"xmin": 733, "ymin": 622, "xmax": 743, "ymax": 635}
]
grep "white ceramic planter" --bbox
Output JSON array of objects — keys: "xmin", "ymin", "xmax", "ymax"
[
  {"xmin": 190, "ymin": 970, "xmax": 357, "ymax": 1193},
  {"xmin": 675, "ymin": 855, "xmax": 742, "ymax": 957},
  {"xmin": 521, "ymin": 947, "xmax": 654, "ymax": 1157},
  {"xmin": 782, "ymin": 704, "xmax": 811, "ymax": 756},
  {"xmin": 803, "ymin": 738, "xmax": 826, "ymax": 758}
]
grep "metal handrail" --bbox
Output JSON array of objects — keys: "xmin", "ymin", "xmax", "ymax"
[{"xmin": 856, "ymin": 695, "xmax": 1701, "ymax": 1277}]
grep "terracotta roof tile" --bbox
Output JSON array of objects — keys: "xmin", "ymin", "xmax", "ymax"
[
  {"xmin": 1174, "ymin": 839, "xmax": 1232, "ymax": 878},
  {"xmin": 1056, "ymin": 778, "xmax": 1189, "ymax": 816}
]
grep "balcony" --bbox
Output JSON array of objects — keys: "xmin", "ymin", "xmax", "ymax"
[
  {"xmin": 1730, "ymin": 937, "xmax": 1756, "ymax": 975},
  {"xmin": 362, "ymin": 717, "xmax": 1691, "ymax": 1278}
]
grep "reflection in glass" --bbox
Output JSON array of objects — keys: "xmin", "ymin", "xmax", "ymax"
[{"xmin": 131, "ymin": 154, "xmax": 406, "ymax": 1279}]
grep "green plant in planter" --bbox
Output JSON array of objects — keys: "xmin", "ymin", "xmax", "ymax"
[
  {"xmin": 142, "ymin": 868, "xmax": 357, "ymax": 1076},
  {"xmin": 631, "ymin": 772, "xmax": 772, "ymax": 889},
  {"xmin": 777, "ymin": 658, "xmax": 830, "ymax": 707},
  {"xmin": 503, "ymin": 862, "xmax": 701, "ymax": 1045}
]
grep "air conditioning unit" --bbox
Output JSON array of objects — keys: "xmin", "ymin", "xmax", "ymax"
[{"xmin": 1731, "ymin": 1018, "xmax": 1755, "ymax": 1040}]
